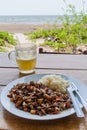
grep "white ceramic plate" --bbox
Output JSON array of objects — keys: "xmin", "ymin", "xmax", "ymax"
[{"xmin": 1, "ymin": 73, "xmax": 87, "ymax": 120}]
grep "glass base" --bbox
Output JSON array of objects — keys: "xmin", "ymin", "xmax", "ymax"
[{"xmin": 19, "ymin": 69, "xmax": 35, "ymax": 74}]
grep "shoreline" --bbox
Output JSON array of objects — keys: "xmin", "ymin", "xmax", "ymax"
[{"xmin": 0, "ymin": 23, "xmax": 62, "ymax": 33}]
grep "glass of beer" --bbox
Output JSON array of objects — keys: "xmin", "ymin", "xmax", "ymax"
[{"xmin": 9, "ymin": 43, "xmax": 37, "ymax": 74}]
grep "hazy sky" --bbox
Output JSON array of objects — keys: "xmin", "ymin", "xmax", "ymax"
[{"xmin": 0, "ymin": 0, "xmax": 87, "ymax": 15}]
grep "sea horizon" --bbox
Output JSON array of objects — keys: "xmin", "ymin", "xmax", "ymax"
[{"xmin": 0, "ymin": 15, "xmax": 62, "ymax": 24}]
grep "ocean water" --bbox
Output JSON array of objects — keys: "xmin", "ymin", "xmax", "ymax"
[{"xmin": 0, "ymin": 15, "xmax": 61, "ymax": 24}]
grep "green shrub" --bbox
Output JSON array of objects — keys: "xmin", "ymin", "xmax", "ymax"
[
  {"xmin": 0, "ymin": 47, "xmax": 7, "ymax": 52},
  {"xmin": 0, "ymin": 32, "xmax": 16, "ymax": 45},
  {"xmin": 0, "ymin": 38, "xmax": 5, "ymax": 46}
]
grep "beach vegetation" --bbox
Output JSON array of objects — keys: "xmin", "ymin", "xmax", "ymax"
[
  {"xmin": 28, "ymin": 28, "xmax": 51, "ymax": 39},
  {"xmin": 26, "ymin": 0, "xmax": 87, "ymax": 54},
  {"xmin": 0, "ymin": 47, "xmax": 7, "ymax": 52},
  {"xmin": 0, "ymin": 32, "xmax": 16, "ymax": 46},
  {"xmin": 0, "ymin": 38, "xmax": 5, "ymax": 46},
  {"xmin": 0, "ymin": 31, "xmax": 17, "ymax": 52}
]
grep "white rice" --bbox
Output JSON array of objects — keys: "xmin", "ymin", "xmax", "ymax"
[{"xmin": 38, "ymin": 74, "xmax": 69, "ymax": 93}]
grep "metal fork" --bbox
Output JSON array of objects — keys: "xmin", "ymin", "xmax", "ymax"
[
  {"xmin": 67, "ymin": 84, "xmax": 84, "ymax": 117},
  {"xmin": 71, "ymin": 82, "xmax": 87, "ymax": 111}
]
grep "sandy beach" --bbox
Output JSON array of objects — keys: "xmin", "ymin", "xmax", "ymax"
[
  {"xmin": 0, "ymin": 23, "xmax": 56, "ymax": 52},
  {"xmin": 0, "ymin": 23, "xmax": 87, "ymax": 54},
  {"xmin": 0, "ymin": 23, "xmax": 61, "ymax": 33}
]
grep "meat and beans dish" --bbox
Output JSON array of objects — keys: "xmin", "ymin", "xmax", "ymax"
[{"xmin": 7, "ymin": 81, "xmax": 72, "ymax": 116}]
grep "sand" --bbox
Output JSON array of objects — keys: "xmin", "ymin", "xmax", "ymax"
[
  {"xmin": 0, "ymin": 23, "xmax": 61, "ymax": 33},
  {"xmin": 0, "ymin": 23, "xmax": 87, "ymax": 54},
  {"xmin": 0, "ymin": 23, "xmax": 61, "ymax": 52}
]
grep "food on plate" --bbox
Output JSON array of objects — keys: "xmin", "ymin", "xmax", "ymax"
[
  {"xmin": 38, "ymin": 74, "xmax": 69, "ymax": 93},
  {"xmin": 7, "ymin": 80, "xmax": 72, "ymax": 116}
]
